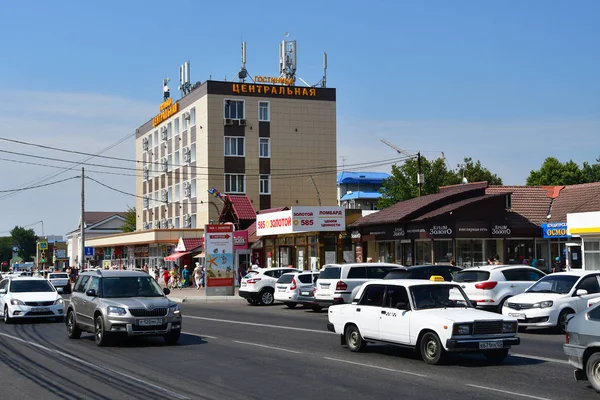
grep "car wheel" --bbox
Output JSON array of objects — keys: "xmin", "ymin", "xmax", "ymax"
[
  {"xmin": 312, "ymin": 305, "xmax": 323, "ymax": 312},
  {"xmin": 94, "ymin": 315, "xmax": 108, "ymax": 346},
  {"xmin": 484, "ymin": 349, "xmax": 509, "ymax": 364},
  {"xmin": 557, "ymin": 309, "xmax": 574, "ymax": 333},
  {"xmin": 66, "ymin": 311, "xmax": 81, "ymax": 339},
  {"xmin": 345, "ymin": 324, "xmax": 366, "ymax": 352},
  {"xmin": 258, "ymin": 289, "xmax": 274, "ymax": 306},
  {"xmin": 164, "ymin": 329, "xmax": 181, "ymax": 346},
  {"xmin": 586, "ymin": 353, "xmax": 600, "ymax": 393},
  {"xmin": 285, "ymin": 302, "xmax": 297, "ymax": 309},
  {"xmin": 3, "ymin": 306, "xmax": 11, "ymax": 324},
  {"xmin": 420, "ymin": 332, "xmax": 445, "ymax": 365}
]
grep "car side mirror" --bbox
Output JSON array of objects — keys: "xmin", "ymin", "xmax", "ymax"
[
  {"xmin": 86, "ymin": 289, "xmax": 97, "ymax": 297},
  {"xmin": 576, "ymin": 289, "xmax": 588, "ymax": 296},
  {"xmin": 396, "ymin": 302, "xmax": 409, "ymax": 310},
  {"xmin": 163, "ymin": 287, "xmax": 171, "ymax": 295}
]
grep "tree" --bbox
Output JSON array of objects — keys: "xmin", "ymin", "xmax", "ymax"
[
  {"xmin": 10, "ymin": 226, "xmax": 38, "ymax": 262},
  {"xmin": 377, "ymin": 155, "xmax": 503, "ymax": 208},
  {"xmin": 0, "ymin": 237, "xmax": 13, "ymax": 269},
  {"xmin": 122, "ymin": 206, "xmax": 137, "ymax": 233},
  {"xmin": 526, "ymin": 156, "xmax": 600, "ymax": 186}
]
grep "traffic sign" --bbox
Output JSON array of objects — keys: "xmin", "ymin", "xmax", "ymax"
[
  {"xmin": 39, "ymin": 241, "xmax": 48, "ymax": 250},
  {"xmin": 84, "ymin": 247, "xmax": 94, "ymax": 257}
]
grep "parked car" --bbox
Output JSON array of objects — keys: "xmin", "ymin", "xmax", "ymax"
[
  {"xmin": 48, "ymin": 272, "xmax": 71, "ymax": 294},
  {"xmin": 327, "ymin": 279, "xmax": 520, "ymax": 365},
  {"xmin": 66, "ymin": 270, "xmax": 182, "ymax": 346},
  {"xmin": 453, "ymin": 265, "xmax": 546, "ymax": 312},
  {"xmin": 0, "ymin": 276, "xmax": 64, "ymax": 323},
  {"xmin": 502, "ymin": 270, "xmax": 600, "ymax": 332},
  {"xmin": 383, "ymin": 265, "xmax": 462, "ymax": 281},
  {"xmin": 315, "ymin": 263, "xmax": 399, "ymax": 308},
  {"xmin": 239, "ymin": 267, "xmax": 300, "ymax": 306},
  {"xmin": 564, "ymin": 302, "xmax": 600, "ymax": 392},
  {"xmin": 274, "ymin": 271, "xmax": 320, "ymax": 310}
]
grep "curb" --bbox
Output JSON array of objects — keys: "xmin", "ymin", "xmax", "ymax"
[{"xmin": 169, "ymin": 296, "xmax": 246, "ymax": 303}]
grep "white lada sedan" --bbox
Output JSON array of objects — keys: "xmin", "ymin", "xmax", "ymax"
[
  {"xmin": 0, "ymin": 277, "xmax": 64, "ymax": 323},
  {"xmin": 327, "ymin": 280, "xmax": 520, "ymax": 365}
]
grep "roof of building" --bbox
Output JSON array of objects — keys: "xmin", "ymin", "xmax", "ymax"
[
  {"xmin": 340, "ymin": 191, "xmax": 383, "ymax": 201},
  {"xmin": 413, "ymin": 193, "xmax": 507, "ymax": 221},
  {"xmin": 337, "ymin": 172, "xmax": 390, "ymax": 185},
  {"xmin": 228, "ymin": 195, "xmax": 257, "ymax": 220},
  {"xmin": 257, "ymin": 207, "xmax": 289, "ymax": 214},
  {"xmin": 84, "ymin": 212, "xmax": 126, "ymax": 225},
  {"xmin": 486, "ymin": 186, "xmax": 552, "ymax": 225},
  {"xmin": 350, "ymin": 182, "xmax": 488, "ymax": 227},
  {"xmin": 546, "ymin": 182, "xmax": 600, "ymax": 223},
  {"xmin": 181, "ymin": 238, "xmax": 204, "ymax": 251}
]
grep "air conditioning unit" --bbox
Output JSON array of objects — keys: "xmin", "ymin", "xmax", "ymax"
[
  {"xmin": 183, "ymin": 112, "xmax": 191, "ymax": 120},
  {"xmin": 161, "ymin": 189, "xmax": 168, "ymax": 203},
  {"xmin": 154, "ymin": 220, "xmax": 160, "ymax": 228},
  {"xmin": 224, "ymin": 118, "xmax": 233, "ymax": 126},
  {"xmin": 142, "ymin": 165, "xmax": 149, "ymax": 180},
  {"xmin": 183, "ymin": 181, "xmax": 191, "ymax": 197},
  {"xmin": 143, "ymin": 195, "xmax": 149, "ymax": 208},
  {"xmin": 161, "ymin": 157, "xmax": 168, "ymax": 172},
  {"xmin": 160, "ymin": 128, "xmax": 168, "ymax": 141},
  {"xmin": 183, "ymin": 147, "xmax": 191, "ymax": 162},
  {"xmin": 183, "ymin": 214, "xmax": 192, "ymax": 228},
  {"xmin": 142, "ymin": 137, "xmax": 149, "ymax": 151},
  {"xmin": 161, "ymin": 218, "xmax": 167, "ymax": 229},
  {"xmin": 239, "ymin": 119, "xmax": 247, "ymax": 126},
  {"xmin": 143, "ymin": 222, "xmax": 149, "ymax": 230}
]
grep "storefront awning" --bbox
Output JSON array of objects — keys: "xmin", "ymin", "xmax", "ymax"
[
  {"xmin": 164, "ymin": 251, "xmax": 192, "ymax": 261},
  {"xmin": 193, "ymin": 252, "xmax": 205, "ymax": 258}
]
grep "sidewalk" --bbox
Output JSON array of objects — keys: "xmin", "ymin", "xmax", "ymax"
[{"xmin": 161, "ymin": 284, "xmax": 246, "ymax": 304}]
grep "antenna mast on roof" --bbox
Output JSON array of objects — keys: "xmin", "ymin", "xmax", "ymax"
[
  {"xmin": 178, "ymin": 61, "xmax": 192, "ymax": 97},
  {"xmin": 233, "ymin": 41, "xmax": 251, "ymax": 82},
  {"xmin": 314, "ymin": 52, "xmax": 328, "ymax": 88}
]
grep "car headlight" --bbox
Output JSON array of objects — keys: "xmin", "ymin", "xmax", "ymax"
[
  {"xmin": 107, "ymin": 306, "xmax": 127, "ymax": 316},
  {"xmin": 54, "ymin": 298, "xmax": 64, "ymax": 305},
  {"xmin": 10, "ymin": 299, "xmax": 25, "ymax": 306},
  {"xmin": 168, "ymin": 304, "xmax": 181, "ymax": 315},
  {"xmin": 533, "ymin": 301, "xmax": 553, "ymax": 309},
  {"xmin": 452, "ymin": 323, "xmax": 472, "ymax": 335},
  {"xmin": 503, "ymin": 321, "xmax": 517, "ymax": 333}
]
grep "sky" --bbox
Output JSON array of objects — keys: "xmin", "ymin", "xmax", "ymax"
[{"xmin": 0, "ymin": 0, "xmax": 599, "ymax": 237}]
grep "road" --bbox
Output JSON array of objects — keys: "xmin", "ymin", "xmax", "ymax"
[{"xmin": 0, "ymin": 300, "xmax": 597, "ymax": 400}]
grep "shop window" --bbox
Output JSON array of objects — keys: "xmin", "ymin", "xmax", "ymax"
[
  {"xmin": 377, "ymin": 241, "xmax": 394, "ymax": 263},
  {"xmin": 415, "ymin": 240, "xmax": 432, "ymax": 265},
  {"xmin": 584, "ymin": 240, "xmax": 600, "ymax": 271},
  {"xmin": 507, "ymin": 240, "xmax": 534, "ymax": 265},
  {"xmin": 433, "ymin": 240, "xmax": 453, "ymax": 264}
]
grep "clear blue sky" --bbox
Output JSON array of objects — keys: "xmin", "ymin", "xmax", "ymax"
[{"xmin": 0, "ymin": 0, "xmax": 599, "ymax": 235}]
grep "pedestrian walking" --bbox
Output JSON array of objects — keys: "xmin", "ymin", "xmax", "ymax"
[
  {"xmin": 193, "ymin": 264, "xmax": 203, "ymax": 290},
  {"xmin": 182, "ymin": 265, "xmax": 191, "ymax": 287},
  {"xmin": 163, "ymin": 268, "xmax": 170, "ymax": 286}
]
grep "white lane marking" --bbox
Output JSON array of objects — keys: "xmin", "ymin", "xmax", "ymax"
[
  {"xmin": 233, "ymin": 340, "xmax": 301, "ymax": 354},
  {"xmin": 466, "ymin": 384, "xmax": 552, "ymax": 400},
  {"xmin": 182, "ymin": 331, "xmax": 218, "ymax": 339},
  {"xmin": 0, "ymin": 332, "xmax": 190, "ymax": 400},
  {"xmin": 324, "ymin": 356, "xmax": 428, "ymax": 377},
  {"xmin": 185, "ymin": 315, "xmax": 336, "ymax": 335},
  {"xmin": 510, "ymin": 353, "xmax": 569, "ymax": 365}
]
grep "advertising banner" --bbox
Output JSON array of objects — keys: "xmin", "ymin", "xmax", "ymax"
[
  {"xmin": 541, "ymin": 222, "xmax": 570, "ymax": 239},
  {"xmin": 205, "ymin": 224, "xmax": 234, "ymax": 287},
  {"xmin": 256, "ymin": 207, "xmax": 346, "ymax": 236},
  {"xmin": 234, "ymin": 231, "xmax": 249, "ymax": 250}
]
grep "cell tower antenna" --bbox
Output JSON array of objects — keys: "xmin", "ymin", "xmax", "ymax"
[
  {"xmin": 313, "ymin": 52, "xmax": 328, "ymax": 88},
  {"xmin": 178, "ymin": 61, "xmax": 192, "ymax": 97},
  {"xmin": 233, "ymin": 41, "xmax": 251, "ymax": 82},
  {"xmin": 279, "ymin": 34, "xmax": 297, "ymax": 83}
]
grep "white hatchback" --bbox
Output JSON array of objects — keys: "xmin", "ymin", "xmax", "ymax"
[
  {"xmin": 274, "ymin": 271, "xmax": 320, "ymax": 310},
  {"xmin": 0, "ymin": 277, "xmax": 65, "ymax": 323},
  {"xmin": 502, "ymin": 271, "xmax": 600, "ymax": 332}
]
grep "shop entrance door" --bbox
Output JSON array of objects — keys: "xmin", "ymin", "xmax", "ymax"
[
  {"xmin": 401, "ymin": 241, "xmax": 413, "ymax": 266},
  {"xmin": 278, "ymin": 246, "xmax": 293, "ymax": 268}
]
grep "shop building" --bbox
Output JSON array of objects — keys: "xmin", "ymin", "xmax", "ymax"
[
  {"xmin": 337, "ymin": 171, "xmax": 390, "ymax": 210},
  {"xmin": 568, "ymin": 211, "xmax": 600, "ymax": 270},
  {"xmin": 350, "ymin": 182, "xmax": 600, "ymax": 271}
]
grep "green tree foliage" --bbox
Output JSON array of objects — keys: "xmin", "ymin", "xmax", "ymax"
[
  {"xmin": 0, "ymin": 237, "xmax": 13, "ymax": 268},
  {"xmin": 377, "ymin": 156, "xmax": 503, "ymax": 209},
  {"xmin": 10, "ymin": 226, "xmax": 38, "ymax": 262},
  {"xmin": 526, "ymin": 156, "xmax": 600, "ymax": 186},
  {"xmin": 122, "ymin": 206, "xmax": 137, "ymax": 233}
]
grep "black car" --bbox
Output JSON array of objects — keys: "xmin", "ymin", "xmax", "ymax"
[{"xmin": 383, "ymin": 265, "xmax": 461, "ymax": 282}]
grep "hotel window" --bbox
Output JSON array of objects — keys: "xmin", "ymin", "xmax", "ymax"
[
  {"xmin": 259, "ymin": 138, "xmax": 270, "ymax": 158},
  {"xmin": 224, "ymin": 100, "xmax": 244, "ymax": 119},
  {"xmin": 167, "ymin": 218, "xmax": 173, "ymax": 229},
  {"xmin": 190, "ymin": 107, "xmax": 196, "ymax": 126},
  {"xmin": 168, "ymin": 187, "xmax": 173, "ymax": 204},
  {"xmin": 175, "ymin": 217, "xmax": 180, "ymax": 229},
  {"xmin": 224, "ymin": 137, "xmax": 245, "ymax": 157},
  {"xmin": 259, "ymin": 101, "xmax": 270, "ymax": 121},
  {"xmin": 191, "ymin": 214, "xmax": 197, "ymax": 229},
  {"xmin": 174, "ymin": 183, "xmax": 180, "ymax": 202},
  {"xmin": 174, "ymin": 151, "xmax": 180, "ymax": 169},
  {"xmin": 167, "ymin": 155, "xmax": 173, "ymax": 172},
  {"xmin": 259, "ymin": 175, "xmax": 271, "ymax": 195},
  {"xmin": 153, "ymin": 130, "xmax": 158, "ymax": 148},
  {"xmin": 174, "ymin": 118, "xmax": 180, "ymax": 135},
  {"xmin": 167, "ymin": 122, "xmax": 172, "ymax": 139},
  {"xmin": 191, "ymin": 179, "xmax": 197, "ymax": 198},
  {"xmin": 190, "ymin": 143, "xmax": 196, "ymax": 162},
  {"xmin": 147, "ymin": 134, "xmax": 153, "ymax": 149},
  {"xmin": 183, "ymin": 113, "xmax": 188, "ymax": 130},
  {"xmin": 225, "ymin": 174, "xmax": 245, "ymax": 194}
]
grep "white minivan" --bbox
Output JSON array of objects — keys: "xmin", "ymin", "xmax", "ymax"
[{"xmin": 314, "ymin": 263, "xmax": 399, "ymax": 307}]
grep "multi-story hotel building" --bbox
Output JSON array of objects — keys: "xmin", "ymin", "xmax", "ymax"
[{"xmin": 136, "ymin": 80, "xmax": 337, "ymax": 231}]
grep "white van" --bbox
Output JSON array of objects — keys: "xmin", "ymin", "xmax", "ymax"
[{"xmin": 314, "ymin": 263, "xmax": 399, "ymax": 307}]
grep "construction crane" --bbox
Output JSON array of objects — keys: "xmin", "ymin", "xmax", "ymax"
[{"xmin": 380, "ymin": 139, "xmax": 424, "ymax": 197}]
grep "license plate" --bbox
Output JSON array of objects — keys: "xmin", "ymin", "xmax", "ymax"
[
  {"xmin": 278, "ymin": 288, "xmax": 286, "ymax": 292},
  {"xmin": 241, "ymin": 282, "xmax": 246, "ymax": 286},
  {"xmin": 32, "ymin": 307, "xmax": 50, "ymax": 312},
  {"xmin": 479, "ymin": 341, "xmax": 504, "ymax": 350},
  {"xmin": 508, "ymin": 313, "xmax": 526, "ymax": 320},
  {"xmin": 301, "ymin": 291, "xmax": 311, "ymax": 296},
  {"xmin": 139, "ymin": 318, "xmax": 162, "ymax": 326},
  {"xmin": 320, "ymin": 284, "xmax": 330, "ymax": 288}
]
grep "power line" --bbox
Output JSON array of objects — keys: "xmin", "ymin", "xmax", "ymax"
[{"xmin": 0, "ymin": 176, "xmax": 80, "ymax": 193}]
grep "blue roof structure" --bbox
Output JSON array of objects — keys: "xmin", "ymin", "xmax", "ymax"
[
  {"xmin": 337, "ymin": 171, "xmax": 390, "ymax": 185},
  {"xmin": 340, "ymin": 191, "xmax": 383, "ymax": 201}
]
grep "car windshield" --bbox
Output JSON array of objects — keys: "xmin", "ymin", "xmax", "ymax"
[
  {"xmin": 49, "ymin": 274, "xmax": 68, "ymax": 279},
  {"xmin": 10, "ymin": 280, "xmax": 55, "ymax": 293},
  {"xmin": 526, "ymin": 275, "xmax": 579, "ymax": 294},
  {"xmin": 101, "ymin": 277, "xmax": 164, "ymax": 298},
  {"xmin": 410, "ymin": 284, "xmax": 473, "ymax": 310}
]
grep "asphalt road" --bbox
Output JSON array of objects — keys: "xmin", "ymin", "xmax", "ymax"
[{"xmin": 0, "ymin": 300, "xmax": 597, "ymax": 400}]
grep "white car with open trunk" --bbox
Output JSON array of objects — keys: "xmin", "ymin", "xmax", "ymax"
[{"xmin": 327, "ymin": 279, "xmax": 520, "ymax": 365}]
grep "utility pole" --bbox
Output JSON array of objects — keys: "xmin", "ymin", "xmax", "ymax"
[
  {"xmin": 417, "ymin": 152, "xmax": 423, "ymax": 197},
  {"xmin": 80, "ymin": 168, "xmax": 85, "ymax": 270}
]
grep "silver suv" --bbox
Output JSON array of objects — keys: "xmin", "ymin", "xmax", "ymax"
[{"xmin": 66, "ymin": 270, "xmax": 182, "ymax": 346}]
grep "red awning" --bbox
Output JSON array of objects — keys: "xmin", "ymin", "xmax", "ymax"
[{"xmin": 164, "ymin": 251, "xmax": 192, "ymax": 261}]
